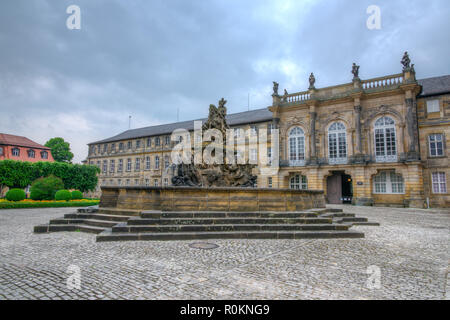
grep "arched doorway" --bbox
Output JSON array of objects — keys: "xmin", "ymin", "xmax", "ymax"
[{"xmin": 326, "ymin": 171, "xmax": 353, "ymax": 204}]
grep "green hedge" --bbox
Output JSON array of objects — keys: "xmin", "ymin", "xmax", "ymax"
[
  {"xmin": 0, "ymin": 160, "xmax": 100, "ymax": 192},
  {"xmin": 30, "ymin": 175, "xmax": 64, "ymax": 200},
  {"xmin": 5, "ymin": 188, "xmax": 26, "ymax": 201},
  {"xmin": 55, "ymin": 189, "xmax": 72, "ymax": 201},
  {"xmin": 0, "ymin": 200, "xmax": 99, "ymax": 209},
  {"xmin": 71, "ymin": 190, "xmax": 83, "ymax": 200}
]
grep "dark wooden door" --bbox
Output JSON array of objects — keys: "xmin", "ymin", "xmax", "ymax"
[{"xmin": 327, "ymin": 174, "xmax": 342, "ymax": 204}]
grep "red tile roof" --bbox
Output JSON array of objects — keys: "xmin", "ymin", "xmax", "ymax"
[{"xmin": 0, "ymin": 133, "xmax": 50, "ymax": 150}]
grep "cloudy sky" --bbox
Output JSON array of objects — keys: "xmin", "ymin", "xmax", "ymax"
[{"xmin": 1, "ymin": 0, "xmax": 449, "ymax": 163}]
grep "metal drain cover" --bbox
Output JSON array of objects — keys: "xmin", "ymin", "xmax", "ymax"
[{"xmin": 189, "ymin": 242, "xmax": 219, "ymax": 250}]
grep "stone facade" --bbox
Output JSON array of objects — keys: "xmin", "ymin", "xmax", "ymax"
[{"xmin": 86, "ymin": 61, "xmax": 450, "ymax": 208}]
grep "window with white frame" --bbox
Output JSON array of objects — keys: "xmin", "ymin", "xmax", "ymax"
[
  {"xmin": 41, "ymin": 151, "xmax": 48, "ymax": 159},
  {"xmin": 118, "ymin": 159, "xmax": 123, "ymax": 172},
  {"xmin": 374, "ymin": 116, "xmax": 397, "ymax": 162},
  {"xmin": 135, "ymin": 158, "xmax": 140, "ymax": 171},
  {"xmin": 12, "ymin": 148, "xmax": 20, "ymax": 156},
  {"xmin": 154, "ymin": 179, "xmax": 159, "ymax": 187},
  {"xmin": 126, "ymin": 179, "xmax": 130, "ymax": 186},
  {"xmin": 164, "ymin": 155, "xmax": 170, "ymax": 168},
  {"xmin": 164, "ymin": 178, "xmax": 169, "ymax": 186},
  {"xmin": 290, "ymin": 174, "xmax": 307, "ymax": 190},
  {"xmin": 145, "ymin": 179, "xmax": 150, "ymax": 187},
  {"xmin": 328, "ymin": 122, "xmax": 347, "ymax": 164},
  {"xmin": 289, "ymin": 127, "xmax": 305, "ymax": 166},
  {"xmin": 27, "ymin": 149, "xmax": 35, "ymax": 158},
  {"xmin": 432, "ymin": 172, "xmax": 447, "ymax": 193},
  {"xmin": 135, "ymin": 179, "xmax": 139, "ymax": 186},
  {"xmin": 109, "ymin": 160, "xmax": 115, "ymax": 173},
  {"xmin": 155, "ymin": 137, "xmax": 160, "ymax": 146},
  {"xmin": 426, "ymin": 99, "xmax": 440, "ymax": 113},
  {"xmin": 155, "ymin": 156, "xmax": 160, "ymax": 169},
  {"xmin": 165, "ymin": 136, "xmax": 170, "ymax": 145},
  {"xmin": 102, "ymin": 160, "xmax": 107, "ymax": 173},
  {"xmin": 146, "ymin": 138, "xmax": 151, "ymax": 147},
  {"xmin": 429, "ymin": 134, "xmax": 444, "ymax": 157},
  {"xmin": 146, "ymin": 156, "xmax": 151, "ymax": 170},
  {"xmin": 126, "ymin": 158, "xmax": 131, "ymax": 171},
  {"xmin": 373, "ymin": 171, "xmax": 404, "ymax": 194},
  {"xmin": 250, "ymin": 125, "xmax": 258, "ymax": 136},
  {"xmin": 250, "ymin": 148, "xmax": 257, "ymax": 162}
]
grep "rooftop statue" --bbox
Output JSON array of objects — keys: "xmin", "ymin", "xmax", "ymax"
[
  {"xmin": 401, "ymin": 51, "xmax": 411, "ymax": 71},
  {"xmin": 272, "ymin": 81, "xmax": 279, "ymax": 96},
  {"xmin": 352, "ymin": 63, "xmax": 360, "ymax": 79},
  {"xmin": 309, "ymin": 73, "xmax": 316, "ymax": 89}
]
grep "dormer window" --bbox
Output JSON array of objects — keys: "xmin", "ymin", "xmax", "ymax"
[
  {"xmin": 40, "ymin": 151, "xmax": 48, "ymax": 159},
  {"xmin": 12, "ymin": 148, "xmax": 20, "ymax": 157}
]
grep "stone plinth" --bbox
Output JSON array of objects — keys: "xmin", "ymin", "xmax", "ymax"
[{"xmin": 100, "ymin": 186, "xmax": 326, "ymax": 212}]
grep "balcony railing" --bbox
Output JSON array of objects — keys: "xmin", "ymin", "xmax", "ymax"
[
  {"xmin": 361, "ymin": 73, "xmax": 404, "ymax": 90},
  {"xmin": 283, "ymin": 91, "xmax": 310, "ymax": 103}
]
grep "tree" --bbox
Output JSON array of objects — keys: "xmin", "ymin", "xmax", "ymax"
[{"xmin": 45, "ymin": 137, "xmax": 74, "ymax": 163}]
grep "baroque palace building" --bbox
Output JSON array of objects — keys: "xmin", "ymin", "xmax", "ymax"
[{"xmin": 86, "ymin": 53, "xmax": 450, "ymax": 208}]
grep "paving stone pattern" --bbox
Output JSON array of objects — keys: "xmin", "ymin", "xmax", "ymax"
[{"xmin": 0, "ymin": 205, "xmax": 449, "ymax": 299}]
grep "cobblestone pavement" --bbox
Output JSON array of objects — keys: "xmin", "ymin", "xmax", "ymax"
[{"xmin": 0, "ymin": 205, "xmax": 448, "ymax": 300}]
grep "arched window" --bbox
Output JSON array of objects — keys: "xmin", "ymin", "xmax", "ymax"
[
  {"xmin": 374, "ymin": 116, "xmax": 397, "ymax": 162},
  {"xmin": 290, "ymin": 174, "xmax": 308, "ymax": 190},
  {"xmin": 328, "ymin": 122, "xmax": 347, "ymax": 164},
  {"xmin": 288, "ymin": 127, "xmax": 305, "ymax": 166},
  {"xmin": 27, "ymin": 149, "xmax": 35, "ymax": 158}
]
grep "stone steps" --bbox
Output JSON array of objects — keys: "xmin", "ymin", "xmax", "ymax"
[
  {"xmin": 140, "ymin": 211, "xmax": 319, "ymax": 218},
  {"xmin": 98, "ymin": 207, "xmax": 141, "ymax": 216},
  {"xmin": 96, "ymin": 230, "xmax": 364, "ymax": 242},
  {"xmin": 126, "ymin": 217, "xmax": 333, "ymax": 226},
  {"xmin": 64, "ymin": 213, "xmax": 131, "ymax": 222},
  {"xmin": 112, "ymin": 223, "xmax": 350, "ymax": 233},
  {"xmin": 34, "ymin": 224, "xmax": 107, "ymax": 234}
]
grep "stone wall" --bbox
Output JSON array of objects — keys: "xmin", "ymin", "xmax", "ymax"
[{"xmin": 100, "ymin": 186, "xmax": 326, "ymax": 212}]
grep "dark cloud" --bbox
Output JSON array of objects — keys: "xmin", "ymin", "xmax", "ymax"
[{"xmin": 0, "ymin": 0, "xmax": 449, "ymax": 162}]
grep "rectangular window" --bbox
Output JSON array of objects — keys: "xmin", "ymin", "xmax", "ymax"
[
  {"xmin": 164, "ymin": 178, "xmax": 168, "ymax": 186},
  {"xmin": 119, "ymin": 143, "xmax": 124, "ymax": 151},
  {"xmin": 147, "ymin": 138, "xmax": 151, "ymax": 147},
  {"xmin": 118, "ymin": 179, "xmax": 121, "ymax": 186},
  {"xmin": 164, "ymin": 156, "xmax": 170, "ymax": 168},
  {"xmin": 109, "ymin": 160, "xmax": 115, "ymax": 173},
  {"xmin": 250, "ymin": 125, "xmax": 258, "ymax": 136},
  {"xmin": 432, "ymin": 172, "xmax": 447, "ymax": 193},
  {"xmin": 154, "ymin": 179, "xmax": 159, "ymax": 187},
  {"xmin": 102, "ymin": 160, "xmax": 107, "ymax": 173},
  {"xmin": 126, "ymin": 179, "xmax": 130, "ymax": 186},
  {"xmin": 155, "ymin": 156, "xmax": 160, "ymax": 169},
  {"xmin": 429, "ymin": 134, "xmax": 444, "ymax": 157},
  {"xmin": 373, "ymin": 171, "xmax": 404, "ymax": 194},
  {"xmin": 128, "ymin": 141, "xmax": 132, "ymax": 149},
  {"xmin": 146, "ymin": 156, "xmax": 151, "ymax": 170},
  {"xmin": 250, "ymin": 148, "xmax": 257, "ymax": 162},
  {"xmin": 155, "ymin": 137, "xmax": 160, "ymax": 146},
  {"xmin": 126, "ymin": 158, "xmax": 131, "ymax": 171},
  {"xmin": 268, "ymin": 177, "xmax": 272, "ymax": 188},
  {"xmin": 165, "ymin": 136, "xmax": 170, "ymax": 145},
  {"xmin": 426, "ymin": 99, "xmax": 440, "ymax": 113},
  {"xmin": 145, "ymin": 179, "xmax": 150, "ymax": 187},
  {"xmin": 136, "ymin": 140, "xmax": 141, "ymax": 148},
  {"xmin": 12, "ymin": 148, "xmax": 20, "ymax": 156},
  {"xmin": 118, "ymin": 159, "xmax": 123, "ymax": 172},
  {"xmin": 111, "ymin": 143, "xmax": 115, "ymax": 152},
  {"xmin": 135, "ymin": 179, "xmax": 139, "ymax": 186},
  {"xmin": 267, "ymin": 147, "xmax": 272, "ymax": 165},
  {"xmin": 135, "ymin": 158, "xmax": 141, "ymax": 171}
]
